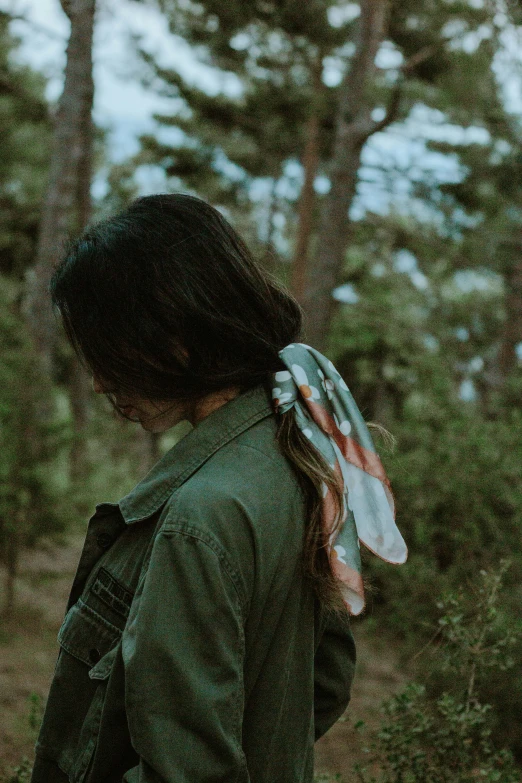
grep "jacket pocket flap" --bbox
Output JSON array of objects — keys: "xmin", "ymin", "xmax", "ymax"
[
  {"xmin": 58, "ymin": 598, "xmax": 122, "ymax": 668},
  {"xmin": 88, "ymin": 645, "xmax": 119, "ymax": 680}
]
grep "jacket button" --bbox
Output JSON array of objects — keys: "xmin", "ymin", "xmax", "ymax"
[
  {"xmin": 96, "ymin": 533, "xmax": 112, "ymax": 549},
  {"xmin": 89, "ymin": 648, "xmax": 101, "ymax": 664}
]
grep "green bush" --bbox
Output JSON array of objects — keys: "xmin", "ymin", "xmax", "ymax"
[
  {"xmin": 363, "ymin": 404, "xmax": 522, "ymax": 759},
  {"xmin": 0, "ymin": 758, "xmax": 32, "ymax": 783},
  {"xmin": 355, "ymin": 564, "xmax": 521, "ymax": 782},
  {"xmin": 0, "ymin": 278, "xmax": 67, "ymax": 613}
]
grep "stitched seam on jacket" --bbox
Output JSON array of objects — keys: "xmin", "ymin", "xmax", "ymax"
[
  {"xmin": 233, "ymin": 446, "xmax": 308, "ymax": 515},
  {"xmin": 159, "ymin": 526, "xmax": 246, "ymax": 611},
  {"xmin": 75, "ymin": 598, "xmax": 122, "ymax": 636},
  {"xmin": 33, "ymin": 747, "xmax": 78, "ymax": 781},
  {"xmin": 131, "ymin": 506, "xmax": 171, "ymax": 598},
  {"xmin": 230, "ymin": 441, "xmax": 286, "ymax": 469},
  {"xmin": 155, "ymin": 527, "xmax": 248, "ymax": 775},
  {"xmin": 232, "ymin": 444, "xmax": 308, "ymax": 505}
]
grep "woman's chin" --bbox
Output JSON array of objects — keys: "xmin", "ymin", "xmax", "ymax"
[
  {"xmin": 119, "ymin": 405, "xmax": 139, "ymax": 419},
  {"xmin": 139, "ymin": 417, "xmax": 168, "ymax": 434}
]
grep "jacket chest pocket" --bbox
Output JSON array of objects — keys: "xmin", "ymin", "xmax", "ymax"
[
  {"xmin": 58, "ymin": 597, "xmax": 123, "ymax": 670},
  {"xmin": 47, "ymin": 599, "xmax": 126, "ymax": 783},
  {"xmin": 59, "ymin": 563, "xmax": 134, "ymax": 665}
]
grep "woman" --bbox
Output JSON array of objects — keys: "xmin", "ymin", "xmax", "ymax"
[{"xmin": 31, "ymin": 194, "xmax": 406, "ymax": 783}]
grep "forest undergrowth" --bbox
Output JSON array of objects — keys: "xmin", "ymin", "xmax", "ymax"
[{"xmin": 1, "ymin": 538, "xmax": 520, "ymax": 782}]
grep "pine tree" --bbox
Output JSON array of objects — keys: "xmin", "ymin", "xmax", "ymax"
[
  {"xmin": 20, "ymin": 0, "xmax": 96, "ymax": 480},
  {"xmin": 0, "ymin": 276, "xmax": 66, "ymax": 616},
  {"xmin": 132, "ymin": 1, "xmax": 501, "ymax": 345},
  {"xmin": 131, "ymin": 0, "xmax": 352, "ymax": 262},
  {"xmin": 0, "ymin": 11, "xmax": 51, "ymax": 280},
  {"xmin": 23, "ymin": 0, "xmax": 95, "ymax": 380}
]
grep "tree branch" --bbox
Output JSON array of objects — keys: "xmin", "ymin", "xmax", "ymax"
[
  {"xmin": 366, "ymin": 43, "xmax": 440, "ymax": 139},
  {"xmin": 367, "ymin": 82, "xmax": 403, "ymax": 137},
  {"xmin": 401, "ymin": 43, "xmax": 439, "ymax": 74},
  {"xmin": 59, "ymin": 0, "xmax": 73, "ymax": 20}
]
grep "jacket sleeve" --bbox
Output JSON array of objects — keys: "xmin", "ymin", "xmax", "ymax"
[
  {"xmin": 121, "ymin": 528, "xmax": 250, "ymax": 783},
  {"xmin": 314, "ymin": 608, "xmax": 357, "ymax": 741}
]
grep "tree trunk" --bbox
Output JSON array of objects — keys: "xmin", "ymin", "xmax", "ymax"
[
  {"xmin": 290, "ymin": 61, "xmax": 323, "ymax": 305},
  {"xmin": 479, "ymin": 247, "xmax": 522, "ymax": 412},
  {"xmin": 498, "ymin": 252, "xmax": 522, "ymax": 380},
  {"xmin": 3, "ymin": 528, "xmax": 20, "ymax": 617},
  {"xmin": 22, "ymin": 0, "xmax": 95, "ymax": 476},
  {"xmin": 76, "ymin": 93, "xmax": 94, "ymax": 232},
  {"xmin": 302, "ymin": 0, "xmax": 389, "ymax": 350},
  {"xmin": 261, "ymin": 178, "xmax": 279, "ymax": 274},
  {"xmin": 69, "ymin": 359, "xmax": 92, "ymax": 483},
  {"xmin": 69, "ymin": 58, "xmax": 95, "ymax": 482},
  {"xmin": 23, "ymin": 0, "xmax": 96, "ymax": 380}
]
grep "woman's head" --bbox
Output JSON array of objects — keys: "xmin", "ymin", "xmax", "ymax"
[
  {"xmin": 52, "ymin": 193, "xmax": 346, "ymax": 609},
  {"xmin": 51, "ymin": 193, "xmax": 302, "ymax": 420}
]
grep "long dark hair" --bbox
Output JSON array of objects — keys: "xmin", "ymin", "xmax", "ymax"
[{"xmin": 51, "ymin": 193, "xmax": 345, "ymax": 610}]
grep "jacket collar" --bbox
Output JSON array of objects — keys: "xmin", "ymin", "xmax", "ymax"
[{"xmin": 118, "ymin": 382, "xmax": 274, "ymax": 524}]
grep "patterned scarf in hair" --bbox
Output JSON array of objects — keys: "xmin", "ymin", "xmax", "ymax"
[{"xmin": 272, "ymin": 343, "xmax": 407, "ymax": 615}]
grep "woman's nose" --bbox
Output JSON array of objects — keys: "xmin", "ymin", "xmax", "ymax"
[{"xmin": 92, "ymin": 375, "xmax": 104, "ymax": 394}]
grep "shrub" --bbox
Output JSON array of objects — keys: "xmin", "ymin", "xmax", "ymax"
[{"xmin": 355, "ymin": 563, "xmax": 521, "ymax": 783}]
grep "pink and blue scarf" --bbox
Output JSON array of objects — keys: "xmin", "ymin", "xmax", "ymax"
[{"xmin": 272, "ymin": 343, "xmax": 407, "ymax": 615}]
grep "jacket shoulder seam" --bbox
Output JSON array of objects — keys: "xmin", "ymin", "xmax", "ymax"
[
  {"xmin": 158, "ymin": 525, "xmax": 247, "ymax": 612},
  {"xmin": 231, "ymin": 441, "xmax": 283, "ymax": 469},
  {"xmin": 233, "ymin": 443, "xmax": 305, "ymax": 502}
]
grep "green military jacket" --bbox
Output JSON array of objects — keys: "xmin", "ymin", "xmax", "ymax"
[{"xmin": 31, "ymin": 382, "xmax": 356, "ymax": 783}]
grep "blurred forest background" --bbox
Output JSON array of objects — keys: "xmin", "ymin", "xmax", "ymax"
[{"xmin": 1, "ymin": 0, "xmax": 522, "ymax": 780}]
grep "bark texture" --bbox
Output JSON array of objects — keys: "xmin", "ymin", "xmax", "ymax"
[
  {"xmin": 23, "ymin": 0, "xmax": 95, "ymax": 477},
  {"xmin": 23, "ymin": 0, "xmax": 95, "ymax": 380},
  {"xmin": 478, "ymin": 248, "xmax": 522, "ymax": 410},
  {"xmin": 69, "ymin": 356, "xmax": 92, "ymax": 482},
  {"xmin": 302, "ymin": 0, "xmax": 389, "ymax": 350},
  {"xmin": 290, "ymin": 60, "xmax": 324, "ymax": 305},
  {"xmin": 69, "ymin": 54, "xmax": 95, "ymax": 481},
  {"xmin": 498, "ymin": 253, "xmax": 522, "ymax": 380}
]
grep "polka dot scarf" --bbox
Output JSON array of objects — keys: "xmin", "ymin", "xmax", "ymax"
[{"xmin": 272, "ymin": 342, "xmax": 407, "ymax": 615}]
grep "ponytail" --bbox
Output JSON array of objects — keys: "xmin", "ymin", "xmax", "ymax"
[{"xmin": 275, "ymin": 408, "xmax": 347, "ymax": 612}]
